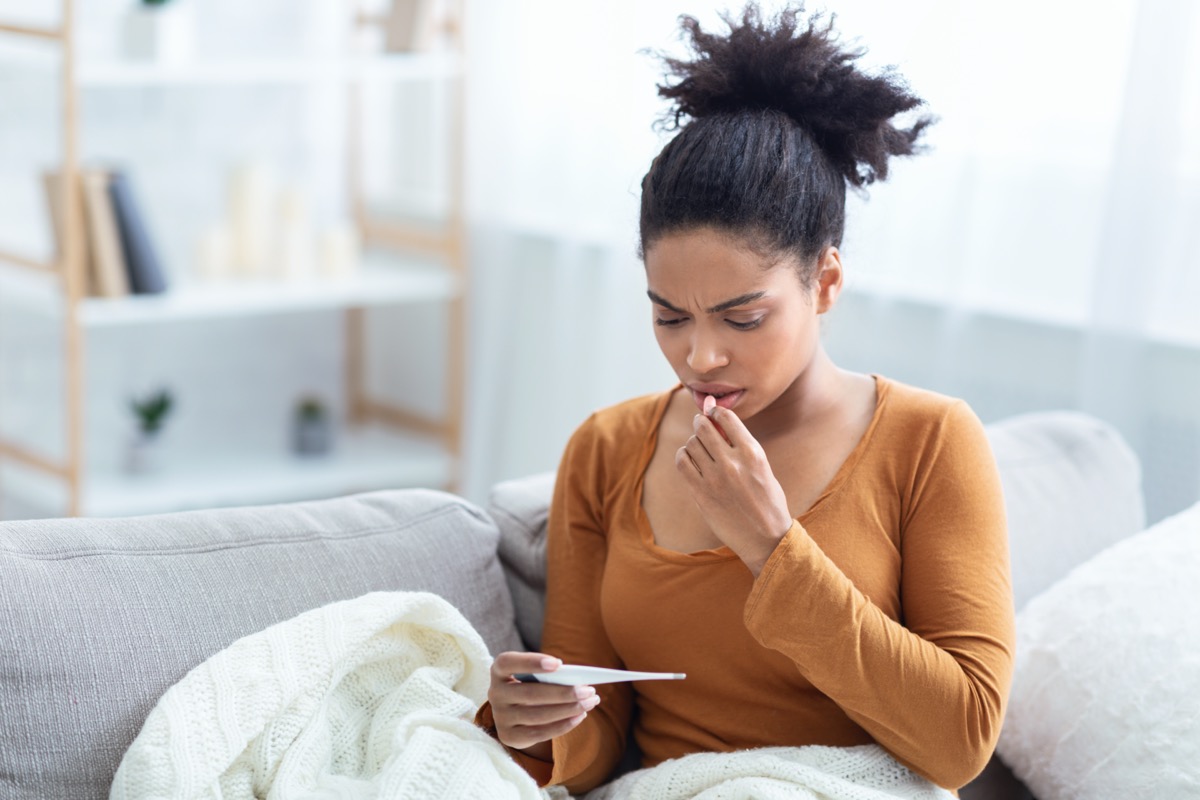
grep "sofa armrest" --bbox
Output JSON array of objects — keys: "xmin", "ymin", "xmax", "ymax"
[{"xmin": 488, "ymin": 471, "xmax": 556, "ymax": 650}]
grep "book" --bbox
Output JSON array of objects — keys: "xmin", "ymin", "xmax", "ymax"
[
  {"xmin": 108, "ymin": 169, "xmax": 168, "ymax": 295},
  {"xmin": 79, "ymin": 169, "xmax": 130, "ymax": 298},
  {"xmin": 42, "ymin": 170, "xmax": 98, "ymax": 297},
  {"xmin": 384, "ymin": 0, "xmax": 435, "ymax": 52}
]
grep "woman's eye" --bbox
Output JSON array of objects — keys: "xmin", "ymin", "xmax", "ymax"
[
  {"xmin": 727, "ymin": 318, "xmax": 763, "ymax": 331},
  {"xmin": 655, "ymin": 317, "xmax": 686, "ymax": 327}
]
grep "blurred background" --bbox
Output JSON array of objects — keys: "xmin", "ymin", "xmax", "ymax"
[{"xmin": 1, "ymin": 0, "xmax": 1197, "ymax": 526}]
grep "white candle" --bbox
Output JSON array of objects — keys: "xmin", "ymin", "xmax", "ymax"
[
  {"xmin": 277, "ymin": 187, "xmax": 314, "ymax": 282},
  {"xmin": 318, "ymin": 223, "xmax": 361, "ymax": 280},
  {"xmin": 195, "ymin": 224, "xmax": 232, "ymax": 283},
  {"xmin": 228, "ymin": 163, "xmax": 273, "ymax": 277}
]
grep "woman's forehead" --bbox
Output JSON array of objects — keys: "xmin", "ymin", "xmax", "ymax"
[
  {"xmin": 645, "ymin": 228, "xmax": 803, "ymax": 305},
  {"xmin": 646, "ymin": 227, "xmax": 800, "ymax": 271}
]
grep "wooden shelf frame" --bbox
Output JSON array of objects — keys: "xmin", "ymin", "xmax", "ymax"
[
  {"xmin": 0, "ymin": 2, "xmax": 85, "ymax": 516},
  {"xmin": 0, "ymin": 1, "xmax": 469, "ymax": 517},
  {"xmin": 0, "ymin": 22, "xmax": 65, "ymax": 41},
  {"xmin": 346, "ymin": 0, "xmax": 468, "ymax": 478}
]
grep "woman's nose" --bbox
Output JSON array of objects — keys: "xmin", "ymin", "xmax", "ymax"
[{"xmin": 686, "ymin": 329, "xmax": 729, "ymax": 374}]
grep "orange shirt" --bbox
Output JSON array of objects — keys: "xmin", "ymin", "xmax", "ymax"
[{"xmin": 501, "ymin": 376, "xmax": 1014, "ymax": 793}]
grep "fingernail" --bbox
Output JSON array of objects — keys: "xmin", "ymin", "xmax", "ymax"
[
  {"xmin": 582, "ymin": 695, "xmax": 601, "ymax": 709},
  {"xmin": 574, "ymin": 685, "xmax": 596, "ymax": 699},
  {"xmin": 540, "ymin": 657, "xmax": 561, "ymax": 671}
]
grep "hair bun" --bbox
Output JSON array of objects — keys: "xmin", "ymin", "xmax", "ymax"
[{"xmin": 657, "ymin": 4, "xmax": 934, "ymax": 187}]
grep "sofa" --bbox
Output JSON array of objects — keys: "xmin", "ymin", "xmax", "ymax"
[{"xmin": 1, "ymin": 409, "xmax": 1183, "ymax": 800}]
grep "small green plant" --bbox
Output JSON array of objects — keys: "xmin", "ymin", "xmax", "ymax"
[
  {"xmin": 130, "ymin": 388, "xmax": 173, "ymax": 435},
  {"xmin": 297, "ymin": 396, "xmax": 326, "ymax": 420}
]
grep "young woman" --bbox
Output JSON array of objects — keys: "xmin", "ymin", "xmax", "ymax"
[{"xmin": 478, "ymin": 5, "xmax": 1014, "ymax": 794}]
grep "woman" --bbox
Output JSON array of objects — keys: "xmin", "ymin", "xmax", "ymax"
[{"xmin": 478, "ymin": 4, "xmax": 1014, "ymax": 794}]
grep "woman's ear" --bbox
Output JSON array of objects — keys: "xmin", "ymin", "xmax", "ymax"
[{"xmin": 815, "ymin": 247, "xmax": 843, "ymax": 314}]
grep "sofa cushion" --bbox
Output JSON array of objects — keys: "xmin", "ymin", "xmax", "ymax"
[
  {"xmin": 488, "ymin": 471, "xmax": 556, "ymax": 650},
  {"xmin": 0, "ymin": 489, "xmax": 521, "ymax": 800},
  {"xmin": 996, "ymin": 499, "xmax": 1200, "ymax": 798},
  {"xmin": 985, "ymin": 411, "xmax": 1145, "ymax": 611}
]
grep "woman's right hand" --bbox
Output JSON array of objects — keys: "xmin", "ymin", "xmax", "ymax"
[{"xmin": 488, "ymin": 651, "xmax": 601, "ymax": 758}]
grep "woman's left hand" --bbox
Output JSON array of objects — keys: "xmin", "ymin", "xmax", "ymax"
[{"xmin": 675, "ymin": 407, "xmax": 794, "ymax": 576}]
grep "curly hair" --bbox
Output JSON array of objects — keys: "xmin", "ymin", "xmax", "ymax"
[{"xmin": 639, "ymin": 3, "xmax": 934, "ymax": 279}]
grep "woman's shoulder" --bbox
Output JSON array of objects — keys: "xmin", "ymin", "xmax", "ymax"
[
  {"xmin": 570, "ymin": 388, "xmax": 675, "ymax": 447},
  {"xmin": 874, "ymin": 375, "xmax": 986, "ymax": 442},
  {"xmin": 556, "ymin": 389, "xmax": 675, "ymax": 490}
]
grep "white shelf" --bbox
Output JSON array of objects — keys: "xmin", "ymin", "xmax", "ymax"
[
  {"xmin": 0, "ymin": 47, "xmax": 461, "ymax": 87},
  {"xmin": 0, "ymin": 253, "xmax": 460, "ymax": 327},
  {"xmin": 76, "ymin": 53, "xmax": 461, "ymax": 87},
  {"xmin": 1, "ymin": 424, "xmax": 453, "ymax": 519}
]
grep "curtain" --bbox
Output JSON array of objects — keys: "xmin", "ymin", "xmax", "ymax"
[{"xmin": 461, "ymin": 0, "xmax": 1200, "ymax": 524}]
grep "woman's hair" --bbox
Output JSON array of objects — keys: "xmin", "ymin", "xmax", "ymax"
[{"xmin": 639, "ymin": 3, "xmax": 933, "ymax": 281}]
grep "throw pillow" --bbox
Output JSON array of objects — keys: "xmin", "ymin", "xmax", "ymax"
[{"xmin": 996, "ymin": 500, "xmax": 1200, "ymax": 799}]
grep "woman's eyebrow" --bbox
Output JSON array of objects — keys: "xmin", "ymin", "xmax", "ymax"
[{"xmin": 647, "ymin": 290, "xmax": 768, "ymax": 315}]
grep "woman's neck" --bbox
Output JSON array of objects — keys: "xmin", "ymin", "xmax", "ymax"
[{"xmin": 744, "ymin": 348, "xmax": 848, "ymax": 443}]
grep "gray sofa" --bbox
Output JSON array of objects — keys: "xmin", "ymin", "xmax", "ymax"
[{"xmin": 0, "ymin": 410, "xmax": 1145, "ymax": 799}]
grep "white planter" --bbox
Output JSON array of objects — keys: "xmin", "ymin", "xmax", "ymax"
[
  {"xmin": 122, "ymin": 3, "xmax": 195, "ymax": 65},
  {"xmin": 124, "ymin": 429, "xmax": 163, "ymax": 474}
]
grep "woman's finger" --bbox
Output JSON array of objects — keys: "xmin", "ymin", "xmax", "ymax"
[
  {"xmin": 500, "ymin": 710, "xmax": 591, "ymax": 750},
  {"xmin": 499, "ymin": 692, "xmax": 600, "ymax": 727},
  {"xmin": 495, "ymin": 680, "xmax": 589, "ymax": 707},
  {"xmin": 491, "ymin": 651, "xmax": 561, "ymax": 680},
  {"xmin": 692, "ymin": 414, "xmax": 729, "ymax": 455},
  {"xmin": 709, "ymin": 406, "xmax": 755, "ymax": 449},
  {"xmin": 675, "ymin": 444, "xmax": 704, "ymax": 478}
]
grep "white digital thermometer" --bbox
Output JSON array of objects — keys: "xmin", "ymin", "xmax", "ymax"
[{"xmin": 514, "ymin": 665, "xmax": 686, "ymax": 686}]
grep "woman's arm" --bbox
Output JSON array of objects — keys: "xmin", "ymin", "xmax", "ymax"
[
  {"xmin": 527, "ymin": 415, "xmax": 636, "ymax": 793},
  {"xmin": 742, "ymin": 401, "xmax": 1014, "ymax": 789}
]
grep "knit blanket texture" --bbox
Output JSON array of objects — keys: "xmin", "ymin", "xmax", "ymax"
[
  {"xmin": 110, "ymin": 590, "xmax": 953, "ymax": 800},
  {"xmin": 584, "ymin": 744, "xmax": 955, "ymax": 800},
  {"xmin": 110, "ymin": 591, "xmax": 550, "ymax": 800}
]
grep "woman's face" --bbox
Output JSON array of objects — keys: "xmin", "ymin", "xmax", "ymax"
[{"xmin": 644, "ymin": 227, "xmax": 841, "ymax": 422}]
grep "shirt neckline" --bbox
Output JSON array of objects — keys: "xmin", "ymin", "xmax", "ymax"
[{"xmin": 633, "ymin": 375, "xmax": 891, "ymax": 565}]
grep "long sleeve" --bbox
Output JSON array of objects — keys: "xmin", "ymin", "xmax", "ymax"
[
  {"xmin": 537, "ymin": 415, "xmax": 635, "ymax": 793},
  {"xmin": 743, "ymin": 400, "xmax": 1015, "ymax": 789}
]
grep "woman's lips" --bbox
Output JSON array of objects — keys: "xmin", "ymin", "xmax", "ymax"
[{"xmin": 691, "ymin": 388, "xmax": 744, "ymax": 412}]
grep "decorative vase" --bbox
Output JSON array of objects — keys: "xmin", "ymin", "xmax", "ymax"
[
  {"xmin": 122, "ymin": 2, "xmax": 195, "ymax": 65},
  {"xmin": 293, "ymin": 407, "xmax": 332, "ymax": 457},
  {"xmin": 125, "ymin": 428, "xmax": 162, "ymax": 474}
]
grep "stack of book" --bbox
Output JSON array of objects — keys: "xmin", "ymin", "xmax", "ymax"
[{"xmin": 43, "ymin": 168, "xmax": 168, "ymax": 298}]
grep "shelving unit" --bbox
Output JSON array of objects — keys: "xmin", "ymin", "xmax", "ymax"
[
  {"xmin": 2, "ymin": 423, "xmax": 453, "ymax": 519},
  {"xmin": 0, "ymin": 3, "xmax": 467, "ymax": 519}
]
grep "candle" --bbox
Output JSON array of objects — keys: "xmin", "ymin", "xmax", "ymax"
[
  {"xmin": 228, "ymin": 163, "xmax": 273, "ymax": 277},
  {"xmin": 277, "ymin": 187, "xmax": 314, "ymax": 282},
  {"xmin": 318, "ymin": 223, "xmax": 361, "ymax": 280},
  {"xmin": 195, "ymin": 224, "xmax": 232, "ymax": 283}
]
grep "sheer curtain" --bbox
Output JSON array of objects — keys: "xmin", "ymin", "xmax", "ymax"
[{"xmin": 462, "ymin": 0, "xmax": 1200, "ymax": 523}]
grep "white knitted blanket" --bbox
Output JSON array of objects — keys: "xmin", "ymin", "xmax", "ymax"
[
  {"xmin": 584, "ymin": 745, "xmax": 956, "ymax": 800},
  {"xmin": 110, "ymin": 590, "xmax": 953, "ymax": 800},
  {"xmin": 110, "ymin": 591, "xmax": 552, "ymax": 800}
]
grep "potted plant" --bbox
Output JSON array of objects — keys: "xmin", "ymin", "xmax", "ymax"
[
  {"xmin": 126, "ymin": 388, "xmax": 174, "ymax": 473},
  {"xmin": 293, "ymin": 395, "xmax": 332, "ymax": 456},
  {"xmin": 122, "ymin": 0, "xmax": 195, "ymax": 65}
]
